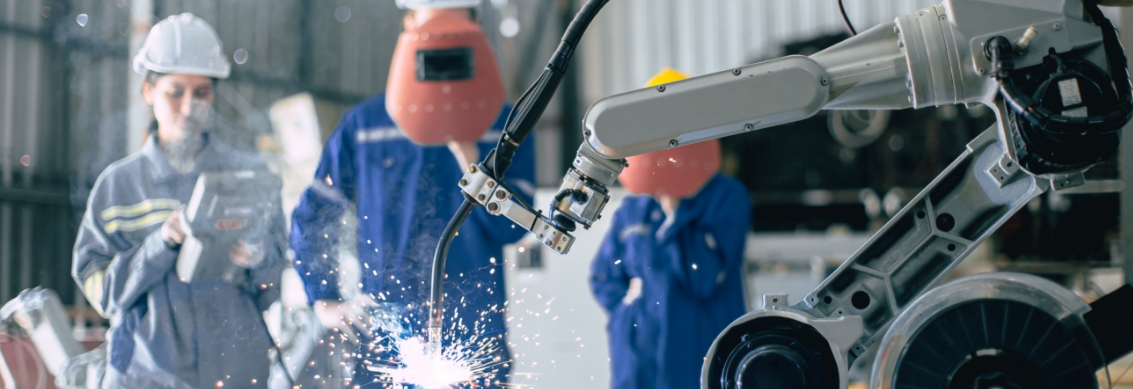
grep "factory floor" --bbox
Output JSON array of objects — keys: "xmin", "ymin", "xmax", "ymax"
[{"xmin": 1110, "ymin": 352, "xmax": 1133, "ymax": 387}]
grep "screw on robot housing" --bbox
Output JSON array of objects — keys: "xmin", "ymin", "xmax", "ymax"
[{"xmin": 428, "ymin": 0, "xmax": 611, "ymax": 347}]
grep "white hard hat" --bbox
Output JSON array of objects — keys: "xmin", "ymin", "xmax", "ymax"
[
  {"xmin": 132, "ymin": 13, "xmax": 231, "ymax": 79},
  {"xmin": 396, "ymin": 0, "xmax": 482, "ymax": 10}
]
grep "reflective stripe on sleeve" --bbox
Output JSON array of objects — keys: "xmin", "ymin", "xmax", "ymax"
[
  {"xmin": 82, "ymin": 270, "xmax": 108, "ymax": 317},
  {"xmin": 100, "ymin": 199, "xmax": 180, "ymax": 222},
  {"xmin": 104, "ymin": 211, "xmax": 173, "ymax": 234}
]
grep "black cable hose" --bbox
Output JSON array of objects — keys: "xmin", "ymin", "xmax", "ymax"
[
  {"xmin": 427, "ymin": 0, "xmax": 612, "ymax": 341},
  {"xmin": 489, "ymin": 71, "xmax": 552, "ymax": 177},
  {"xmin": 502, "ymin": 72, "xmax": 543, "ymax": 135},
  {"xmin": 490, "ymin": 0, "xmax": 611, "ymax": 178},
  {"xmin": 498, "ymin": 179, "xmax": 536, "ymax": 210},
  {"xmin": 428, "ymin": 0, "xmax": 610, "ymax": 348},
  {"xmin": 547, "ymin": 188, "xmax": 588, "ymax": 221},
  {"xmin": 260, "ymin": 315, "xmax": 297, "ymax": 388},
  {"xmin": 249, "ymin": 285, "xmax": 297, "ymax": 387},
  {"xmin": 838, "ymin": 0, "xmax": 857, "ymax": 36},
  {"xmin": 428, "ymin": 196, "xmax": 475, "ymax": 332},
  {"xmin": 1085, "ymin": 0, "xmax": 1133, "ymax": 104},
  {"xmin": 989, "ymin": 0, "xmax": 1133, "ymax": 134}
]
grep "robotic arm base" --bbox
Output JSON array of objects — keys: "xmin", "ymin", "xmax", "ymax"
[{"xmin": 702, "ymin": 297, "xmax": 861, "ymax": 389}]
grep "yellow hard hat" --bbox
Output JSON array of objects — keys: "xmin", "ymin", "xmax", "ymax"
[
  {"xmin": 645, "ymin": 68, "xmax": 690, "ymax": 88},
  {"xmin": 622, "ymin": 67, "xmax": 720, "ymax": 198}
]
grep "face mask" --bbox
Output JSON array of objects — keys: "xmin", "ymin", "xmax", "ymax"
[
  {"xmin": 386, "ymin": 13, "xmax": 505, "ymax": 145},
  {"xmin": 181, "ymin": 98, "xmax": 212, "ymax": 136},
  {"xmin": 161, "ymin": 99, "xmax": 212, "ymax": 173}
]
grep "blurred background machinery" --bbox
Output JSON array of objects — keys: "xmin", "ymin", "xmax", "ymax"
[
  {"xmin": 0, "ymin": 0, "xmax": 950, "ymax": 320},
  {"xmin": 2, "ymin": 0, "xmax": 1133, "ymax": 387}
]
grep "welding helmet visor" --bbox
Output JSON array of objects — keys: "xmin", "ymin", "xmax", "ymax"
[{"xmin": 387, "ymin": 13, "xmax": 505, "ymax": 145}]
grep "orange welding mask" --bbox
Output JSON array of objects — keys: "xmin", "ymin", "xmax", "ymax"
[
  {"xmin": 386, "ymin": 13, "xmax": 505, "ymax": 145},
  {"xmin": 618, "ymin": 69, "xmax": 721, "ymax": 198}
]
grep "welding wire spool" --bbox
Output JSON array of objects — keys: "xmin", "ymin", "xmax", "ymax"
[{"xmin": 870, "ymin": 273, "xmax": 1107, "ymax": 389}]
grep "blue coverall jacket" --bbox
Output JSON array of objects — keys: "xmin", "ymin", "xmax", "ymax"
[
  {"xmin": 590, "ymin": 174, "xmax": 751, "ymax": 389},
  {"xmin": 73, "ymin": 134, "xmax": 286, "ymax": 389},
  {"xmin": 289, "ymin": 93, "xmax": 533, "ymax": 385}
]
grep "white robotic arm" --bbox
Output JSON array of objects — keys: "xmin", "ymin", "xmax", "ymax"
[
  {"xmin": 583, "ymin": 26, "xmax": 903, "ymax": 160},
  {"xmin": 584, "ymin": 1, "xmax": 1109, "ymax": 159},
  {"xmin": 549, "ymin": 0, "xmax": 1111, "ymax": 235},
  {"xmin": 459, "ymin": 0, "xmax": 1114, "ymax": 249},
  {"xmin": 456, "ymin": 0, "xmax": 1133, "ymax": 388}
]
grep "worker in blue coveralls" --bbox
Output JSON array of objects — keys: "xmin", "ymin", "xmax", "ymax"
[
  {"xmin": 72, "ymin": 13, "xmax": 285, "ymax": 388},
  {"xmin": 288, "ymin": 1, "xmax": 533, "ymax": 387},
  {"xmin": 589, "ymin": 69, "xmax": 752, "ymax": 389}
]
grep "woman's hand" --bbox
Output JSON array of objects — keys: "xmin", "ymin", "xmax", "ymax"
[
  {"xmin": 229, "ymin": 240, "xmax": 264, "ymax": 268},
  {"xmin": 314, "ymin": 300, "xmax": 353, "ymax": 330},
  {"xmin": 160, "ymin": 207, "xmax": 188, "ymax": 248}
]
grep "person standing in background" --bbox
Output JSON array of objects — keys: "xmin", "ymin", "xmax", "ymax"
[
  {"xmin": 288, "ymin": 1, "xmax": 535, "ymax": 387},
  {"xmin": 72, "ymin": 13, "xmax": 285, "ymax": 388},
  {"xmin": 589, "ymin": 69, "xmax": 752, "ymax": 389}
]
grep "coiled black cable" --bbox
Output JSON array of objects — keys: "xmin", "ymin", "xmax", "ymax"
[
  {"xmin": 838, "ymin": 0, "xmax": 857, "ymax": 36},
  {"xmin": 547, "ymin": 188, "xmax": 588, "ymax": 231},
  {"xmin": 988, "ymin": 1, "xmax": 1132, "ymax": 135}
]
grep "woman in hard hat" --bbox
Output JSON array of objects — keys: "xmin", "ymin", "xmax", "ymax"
[
  {"xmin": 72, "ymin": 13, "xmax": 284, "ymax": 388},
  {"xmin": 589, "ymin": 70, "xmax": 752, "ymax": 389}
]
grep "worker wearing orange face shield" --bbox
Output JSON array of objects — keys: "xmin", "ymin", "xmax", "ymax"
[{"xmin": 589, "ymin": 69, "xmax": 752, "ymax": 389}]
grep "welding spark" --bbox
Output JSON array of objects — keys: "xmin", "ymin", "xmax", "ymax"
[
  {"xmin": 372, "ymin": 337, "xmax": 473, "ymax": 389},
  {"xmin": 355, "ymin": 306, "xmax": 508, "ymax": 389},
  {"xmin": 366, "ymin": 332, "xmax": 507, "ymax": 389}
]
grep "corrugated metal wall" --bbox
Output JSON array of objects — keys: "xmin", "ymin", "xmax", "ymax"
[
  {"xmin": 155, "ymin": 0, "xmax": 404, "ymax": 147},
  {"xmin": 0, "ymin": 0, "xmax": 546, "ymax": 305},
  {"xmin": 576, "ymin": 0, "xmax": 938, "ymax": 101},
  {"xmin": 0, "ymin": 0, "xmax": 74, "ymax": 304},
  {"xmin": 0, "ymin": 0, "xmax": 460, "ymax": 305},
  {"xmin": 0, "ymin": 0, "xmax": 956, "ymax": 304}
]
